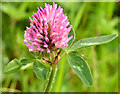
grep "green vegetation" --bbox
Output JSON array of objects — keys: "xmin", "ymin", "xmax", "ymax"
[{"xmin": 1, "ymin": 2, "xmax": 118, "ymax": 92}]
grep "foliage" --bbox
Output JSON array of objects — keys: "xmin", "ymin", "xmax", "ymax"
[{"xmin": 1, "ymin": 2, "xmax": 118, "ymax": 92}]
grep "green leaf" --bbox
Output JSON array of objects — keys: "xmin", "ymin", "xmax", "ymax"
[
  {"xmin": 67, "ymin": 53, "xmax": 93, "ymax": 86},
  {"xmin": 63, "ymin": 29, "xmax": 75, "ymax": 50},
  {"xmin": 69, "ymin": 34, "xmax": 118, "ymax": 51},
  {"xmin": 4, "ymin": 58, "xmax": 22, "ymax": 74},
  {"xmin": 33, "ymin": 60, "xmax": 48, "ymax": 80},
  {"xmin": 20, "ymin": 59, "xmax": 34, "ymax": 66}
]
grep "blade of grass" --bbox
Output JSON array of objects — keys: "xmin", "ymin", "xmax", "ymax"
[
  {"xmin": 73, "ymin": 3, "xmax": 86, "ymax": 31},
  {"xmin": 106, "ymin": 2, "xmax": 115, "ymax": 19}
]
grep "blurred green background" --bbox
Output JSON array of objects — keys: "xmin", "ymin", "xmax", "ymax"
[{"xmin": 1, "ymin": 2, "xmax": 118, "ymax": 92}]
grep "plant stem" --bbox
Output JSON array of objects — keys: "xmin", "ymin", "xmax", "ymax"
[{"xmin": 45, "ymin": 65, "xmax": 57, "ymax": 93}]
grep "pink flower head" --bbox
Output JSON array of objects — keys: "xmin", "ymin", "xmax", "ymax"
[{"xmin": 24, "ymin": 2, "xmax": 73, "ymax": 53}]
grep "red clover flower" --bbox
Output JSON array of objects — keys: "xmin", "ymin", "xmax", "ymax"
[{"xmin": 24, "ymin": 2, "xmax": 73, "ymax": 53}]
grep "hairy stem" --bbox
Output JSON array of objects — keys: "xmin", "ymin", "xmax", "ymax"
[{"xmin": 45, "ymin": 65, "xmax": 57, "ymax": 93}]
